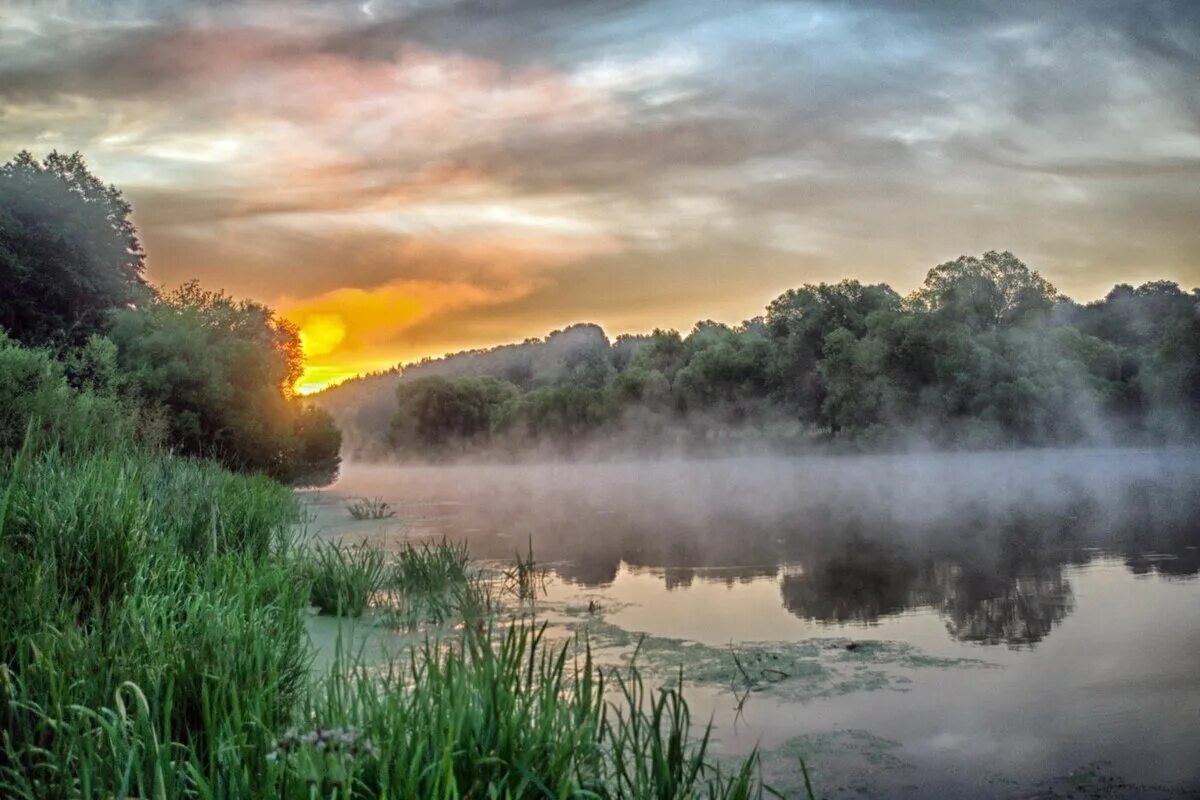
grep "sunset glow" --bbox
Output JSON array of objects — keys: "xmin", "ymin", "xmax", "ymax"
[{"xmin": 4, "ymin": 1, "xmax": 1198, "ymax": 388}]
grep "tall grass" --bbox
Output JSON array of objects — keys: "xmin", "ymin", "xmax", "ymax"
[
  {"xmin": 382, "ymin": 538, "xmax": 490, "ymax": 629},
  {"xmin": 0, "ymin": 441, "xmax": 308, "ymax": 797},
  {"xmin": 307, "ymin": 541, "xmax": 387, "ymax": 617},
  {"xmin": 391, "ymin": 538, "xmax": 472, "ymax": 594},
  {"xmin": 5, "ymin": 620, "xmax": 771, "ymax": 799},
  {"xmin": 1, "ymin": 441, "xmax": 777, "ymax": 798},
  {"xmin": 293, "ymin": 622, "xmax": 769, "ymax": 799},
  {"xmin": 146, "ymin": 458, "xmax": 299, "ymax": 560}
]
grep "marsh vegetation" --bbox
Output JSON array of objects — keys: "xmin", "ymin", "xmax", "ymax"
[
  {"xmin": 346, "ymin": 496, "xmax": 397, "ymax": 520},
  {"xmin": 1, "ymin": 443, "xmax": 791, "ymax": 798}
]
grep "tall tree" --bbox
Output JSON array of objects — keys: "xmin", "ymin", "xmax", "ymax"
[
  {"xmin": 0, "ymin": 151, "xmax": 146, "ymax": 345},
  {"xmin": 909, "ymin": 250, "xmax": 1057, "ymax": 330}
]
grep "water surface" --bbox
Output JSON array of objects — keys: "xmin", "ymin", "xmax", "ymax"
[{"xmin": 308, "ymin": 449, "xmax": 1200, "ymax": 798}]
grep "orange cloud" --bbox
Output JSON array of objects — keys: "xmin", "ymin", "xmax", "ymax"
[{"xmin": 282, "ymin": 274, "xmax": 538, "ymax": 394}]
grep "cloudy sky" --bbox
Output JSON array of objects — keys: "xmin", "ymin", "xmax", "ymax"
[{"xmin": 3, "ymin": 0, "xmax": 1198, "ymax": 391}]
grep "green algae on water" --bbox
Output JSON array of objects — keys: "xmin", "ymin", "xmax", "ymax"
[{"xmin": 564, "ymin": 613, "xmax": 996, "ymax": 703}]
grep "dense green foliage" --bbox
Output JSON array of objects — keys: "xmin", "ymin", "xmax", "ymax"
[
  {"xmin": 108, "ymin": 281, "xmax": 340, "ymax": 483},
  {"xmin": 0, "ymin": 331, "xmax": 141, "ymax": 454},
  {"xmin": 0, "ymin": 152, "xmax": 147, "ymax": 348},
  {"xmin": 315, "ymin": 252, "xmax": 1200, "ymax": 458},
  {"xmin": 390, "ymin": 375, "xmax": 518, "ymax": 452},
  {"xmin": 0, "ymin": 151, "xmax": 340, "ymax": 483}
]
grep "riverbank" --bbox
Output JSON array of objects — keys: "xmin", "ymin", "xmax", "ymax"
[{"xmin": 0, "ymin": 442, "xmax": 772, "ymax": 798}]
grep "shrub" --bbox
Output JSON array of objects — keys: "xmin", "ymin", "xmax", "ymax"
[{"xmin": 0, "ymin": 332, "xmax": 134, "ymax": 454}]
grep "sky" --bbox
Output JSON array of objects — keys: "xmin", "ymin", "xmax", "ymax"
[{"xmin": 2, "ymin": 0, "xmax": 1199, "ymax": 392}]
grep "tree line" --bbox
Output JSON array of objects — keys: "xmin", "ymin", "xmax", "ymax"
[
  {"xmin": 0, "ymin": 151, "xmax": 341, "ymax": 483},
  {"xmin": 317, "ymin": 251, "xmax": 1200, "ymax": 458}
]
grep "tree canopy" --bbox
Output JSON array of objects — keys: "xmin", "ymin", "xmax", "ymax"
[
  {"xmin": 108, "ymin": 281, "xmax": 339, "ymax": 482},
  {"xmin": 313, "ymin": 252, "xmax": 1200, "ymax": 459},
  {"xmin": 908, "ymin": 250, "xmax": 1059, "ymax": 330},
  {"xmin": 0, "ymin": 151, "xmax": 147, "ymax": 346},
  {"xmin": 0, "ymin": 151, "xmax": 341, "ymax": 484}
]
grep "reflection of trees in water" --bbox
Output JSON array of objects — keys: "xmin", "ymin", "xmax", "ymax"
[
  {"xmin": 775, "ymin": 533, "xmax": 1078, "ymax": 647},
  {"xmin": 776, "ymin": 514, "xmax": 1085, "ymax": 647},
  {"xmin": 554, "ymin": 556, "xmax": 621, "ymax": 587},
  {"xmin": 394, "ymin": 455, "xmax": 1200, "ymax": 646},
  {"xmin": 663, "ymin": 567, "xmax": 695, "ymax": 590},
  {"xmin": 933, "ymin": 513, "xmax": 1081, "ymax": 647},
  {"xmin": 524, "ymin": 484, "xmax": 1193, "ymax": 648},
  {"xmin": 1124, "ymin": 550, "xmax": 1200, "ymax": 580},
  {"xmin": 934, "ymin": 563, "xmax": 1074, "ymax": 647},
  {"xmin": 1117, "ymin": 479, "xmax": 1200, "ymax": 580},
  {"xmin": 779, "ymin": 536, "xmax": 919, "ymax": 623}
]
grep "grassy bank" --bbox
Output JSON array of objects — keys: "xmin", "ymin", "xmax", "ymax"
[{"xmin": 0, "ymin": 443, "xmax": 777, "ymax": 798}]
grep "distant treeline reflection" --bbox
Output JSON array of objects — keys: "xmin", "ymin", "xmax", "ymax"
[{"xmin": 357, "ymin": 452, "xmax": 1200, "ymax": 649}]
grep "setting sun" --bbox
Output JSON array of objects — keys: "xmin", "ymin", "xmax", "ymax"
[{"xmin": 297, "ymin": 313, "xmax": 347, "ymax": 358}]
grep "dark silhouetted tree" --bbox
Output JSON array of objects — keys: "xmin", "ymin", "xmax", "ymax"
[{"xmin": 0, "ymin": 151, "xmax": 146, "ymax": 346}]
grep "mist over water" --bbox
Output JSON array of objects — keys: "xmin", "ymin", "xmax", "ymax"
[
  {"xmin": 312, "ymin": 448, "xmax": 1200, "ymax": 797},
  {"xmin": 329, "ymin": 448, "xmax": 1200, "ymax": 598}
]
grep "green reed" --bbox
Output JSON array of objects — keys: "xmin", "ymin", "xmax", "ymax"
[
  {"xmin": 346, "ymin": 496, "xmax": 396, "ymax": 520},
  {"xmin": 0, "ymin": 440, "xmax": 779, "ymax": 799},
  {"xmin": 307, "ymin": 541, "xmax": 388, "ymax": 617},
  {"xmin": 384, "ymin": 538, "xmax": 489, "ymax": 629},
  {"xmin": 502, "ymin": 535, "xmax": 549, "ymax": 601},
  {"xmin": 390, "ymin": 537, "xmax": 472, "ymax": 594}
]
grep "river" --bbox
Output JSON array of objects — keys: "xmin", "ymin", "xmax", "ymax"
[{"xmin": 306, "ymin": 449, "xmax": 1200, "ymax": 798}]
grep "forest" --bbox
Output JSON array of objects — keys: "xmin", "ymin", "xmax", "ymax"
[{"xmin": 317, "ymin": 252, "xmax": 1200, "ymax": 460}]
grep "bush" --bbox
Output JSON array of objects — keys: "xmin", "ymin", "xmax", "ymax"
[
  {"xmin": 0, "ymin": 332, "xmax": 135, "ymax": 454},
  {"xmin": 108, "ymin": 283, "xmax": 341, "ymax": 484}
]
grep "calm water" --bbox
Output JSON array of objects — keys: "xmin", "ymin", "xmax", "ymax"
[{"xmin": 310, "ymin": 450, "xmax": 1200, "ymax": 799}]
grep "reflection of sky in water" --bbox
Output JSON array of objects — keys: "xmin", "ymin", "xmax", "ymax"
[
  {"xmin": 306, "ymin": 450, "xmax": 1200, "ymax": 797},
  {"xmin": 545, "ymin": 566, "xmax": 960, "ymax": 653}
]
